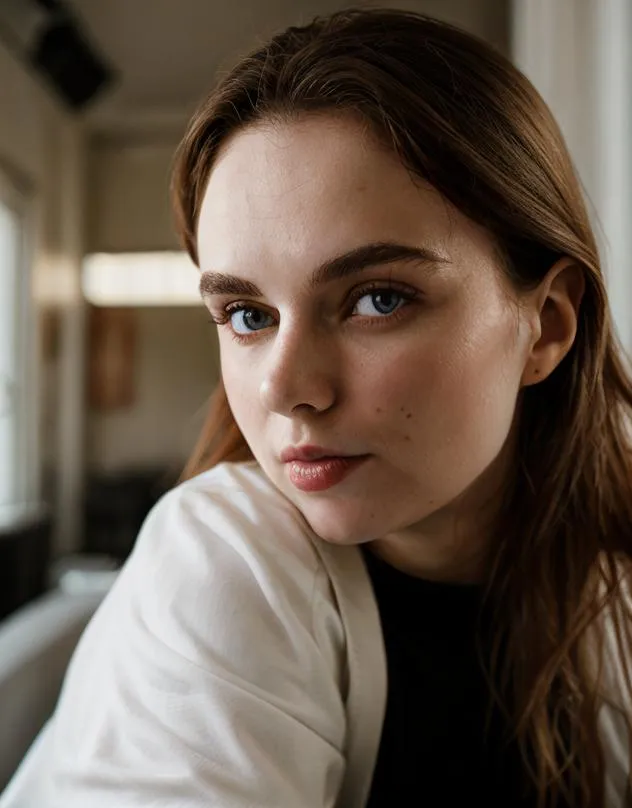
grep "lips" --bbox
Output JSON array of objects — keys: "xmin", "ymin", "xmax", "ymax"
[
  {"xmin": 280, "ymin": 445, "xmax": 354, "ymax": 463},
  {"xmin": 281, "ymin": 446, "xmax": 370, "ymax": 492}
]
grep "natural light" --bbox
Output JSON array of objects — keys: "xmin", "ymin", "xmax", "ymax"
[
  {"xmin": 82, "ymin": 252, "xmax": 201, "ymax": 306},
  {"xmin": 0, "ymin": 200, "xmax": 19, "ymax": 508}
]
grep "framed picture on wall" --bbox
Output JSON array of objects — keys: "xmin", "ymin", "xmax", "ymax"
[{"xmin": 88, "ymin": 306, "xmax": 137, "ymax": 410}]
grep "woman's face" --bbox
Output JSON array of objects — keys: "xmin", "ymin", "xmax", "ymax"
[{"xmin": 197, "ymin": 115, "xmax": 534, "ymax": 548}]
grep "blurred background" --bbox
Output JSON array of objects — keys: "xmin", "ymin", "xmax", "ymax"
[{"xmin": 0, "ymin": 0, "xmax": 630, "ymax": 788}]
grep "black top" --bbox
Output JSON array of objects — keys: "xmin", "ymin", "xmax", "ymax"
[{"xmin": 362, "ymin": 546, "xmax": 537, "ymax": 808}]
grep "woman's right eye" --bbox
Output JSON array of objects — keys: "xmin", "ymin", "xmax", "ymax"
[{"xmin": 229, "ymin": 306, "xmax": 275, "ymax": 335}]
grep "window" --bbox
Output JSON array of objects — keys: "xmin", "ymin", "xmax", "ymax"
[{"xmin": 0, "ymin": 167, "xmax": 31, "ymax": 512}]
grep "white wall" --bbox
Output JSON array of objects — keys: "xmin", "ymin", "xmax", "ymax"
[
  {"xmin": 512, "ymin": 0, "xmax": 632, "ymax": 354},
  {"xmin": 86, "ymin": 306, "xmax": 218, "ymax": 472},
  {"xmin": 393, "ymin": 0, "xmax": 509, "ymax": 52},
  {"xmin": 0, "ymin": 54, "xmax": 47, "ymax": 184},
  {"xmin": 87, "ymin": 137, "xmax": 180, "ymax": 253},
  {"xmin": 85, "ymin": 135, "xmax": 207, "ymax": 473},
  {"xmin": 0, "ymin": 42, "xmax": 86, "ymax": 554}
]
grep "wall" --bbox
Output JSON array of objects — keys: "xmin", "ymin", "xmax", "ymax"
[
  {"xmin": 512, "ymin": 0, "xmax": 632, "ymax": 354},
  {"xmin": 84, "ymin": 134, "xmax": 211, "ymax": 473},
  {"xmin": 393, "ymin": 0, "xmax": 509, "ymax": 52},
  {"xmin": 87, "ymin": 137, "xmax": 180, "ymax": 253},
  {"xmin": 87, "ymin": 305, "xmax": 218, "ymax": 473},
  {"xmin": 0, "ymin": 42, "xmax": 86, "ymax": 555}
]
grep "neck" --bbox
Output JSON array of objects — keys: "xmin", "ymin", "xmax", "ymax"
[
  {"xmin": 370, "ymin": 512, "xmax": 491, "ymax": 584},
  {"xmin": 370, "ymin": 444, "xmax": 514, "ymax": 585}
]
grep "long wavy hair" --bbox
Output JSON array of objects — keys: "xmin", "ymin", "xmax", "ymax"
[{"xmin": 171, "ymin": 9, "xmax": 632, "ymax": 806}]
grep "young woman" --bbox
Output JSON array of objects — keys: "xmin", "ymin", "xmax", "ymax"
[{"xmin": 2, "ymin": 8, "xmax": 631, "ymax": 808}]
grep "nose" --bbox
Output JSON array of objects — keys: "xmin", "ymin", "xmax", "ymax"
[{"xmin": 259, "ymin": 325, "xmax": 338, "ymax": 416}]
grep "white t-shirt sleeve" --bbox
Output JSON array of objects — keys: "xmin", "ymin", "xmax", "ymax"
[{"xmin": 8, "ymin": 470, "xmax": 347, "ymax": 807}]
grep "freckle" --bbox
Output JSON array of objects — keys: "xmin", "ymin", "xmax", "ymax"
[
  {"xmin": 400, "ymin": 406, "xmax": 405, "ymax": 412},
  {"xmin": 376, "ymin": 407, "xmax": 383, "ymax": 414},
  {"xmin": 406, "ymin": 413, "xmax": 412, "ymax": 419},
  {"xmin": 404, "ymin": 435, "xmax": 411, "ymax": 442}
]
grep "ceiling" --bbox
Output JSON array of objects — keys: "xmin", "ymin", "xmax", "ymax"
[{"xmin": 66, "ymin": 0, "xmax": 509, "ymax": 135}]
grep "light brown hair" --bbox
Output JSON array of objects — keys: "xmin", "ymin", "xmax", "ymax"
[{"xmin": 171, "ymin": 9, "xmax": 632, "ymax": 805}]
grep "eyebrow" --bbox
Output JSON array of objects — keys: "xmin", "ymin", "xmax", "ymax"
[{"xmin": 198, "ymin": 241, "xmax": 450, "ymax": 298}]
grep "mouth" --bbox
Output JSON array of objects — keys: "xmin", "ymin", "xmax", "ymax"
[
  {"xmin": 280, "ymin": 445, "xmax": 353, "ymax": 463},
  {"xmin": 284, "ymin": 454, "xmax": 371, "ymax": 493}
]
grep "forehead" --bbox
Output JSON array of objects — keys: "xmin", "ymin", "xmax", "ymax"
[
  {"xmin": 202, "ymin": 114, "xmax": 408, "ymax": 215},
  {"xmin": 196, "ymin": 114, "xmax": 494, "ymax": 279}
]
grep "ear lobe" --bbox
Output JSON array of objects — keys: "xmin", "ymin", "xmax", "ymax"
[{"xmin": 521, "ymin": 258, "xmax": 585, "ymax": 387}]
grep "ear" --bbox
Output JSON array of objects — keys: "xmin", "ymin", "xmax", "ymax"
[{"xmin": 521, "ymin": 257, "xmax": 585, "ymax": 387}]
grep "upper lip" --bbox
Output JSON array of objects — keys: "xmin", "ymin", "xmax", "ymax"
[{"xmin": 280, "ymin": 445, "xmax": 359, "ymax": 462}]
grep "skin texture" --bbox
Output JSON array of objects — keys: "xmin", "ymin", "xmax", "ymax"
[{"xmin": 197, "ymin": 115, "xmax": 583, "ymax": 582}]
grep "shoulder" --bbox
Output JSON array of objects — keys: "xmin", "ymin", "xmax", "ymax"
[
  {"xmin": 137, "ymin": 459, "xmax": 322, "ymax": 577},
  {"xmin": 55, "ymin": 461, "xmax": 348, "ymax": 741},
  {"xmin": 117, "ymin": 461, "xmax": 333, "ymax": 662}
]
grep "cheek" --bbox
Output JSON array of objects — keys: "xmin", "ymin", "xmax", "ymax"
[
  {"xmin": 219, "ymin": 346, "xmax": 261, "ymax": 431},
  {"xmin": 358, "ymin": 310, "xmax": 525, "ymax": 451}
]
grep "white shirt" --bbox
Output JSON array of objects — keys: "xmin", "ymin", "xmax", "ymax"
[{"xmin": 1, "ymin": 461, "xmax": 628, "ymax": 806}]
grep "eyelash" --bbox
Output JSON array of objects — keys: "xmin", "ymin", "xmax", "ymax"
[{"xmin": 208, "ymin": 281, "xmax": 420, "ymax": 344}]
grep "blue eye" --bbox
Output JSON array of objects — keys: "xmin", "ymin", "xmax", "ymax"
[
  {"xmin": 353, "ymin": 289, "xmax": 406, "ymax": 317},
  {"xmin": 230, "ymin": 307, "xmax": 274, "ymax": 334},
  {"xmin": 213, "ymin": 284, "xmax": 417, "ymax": 343}
]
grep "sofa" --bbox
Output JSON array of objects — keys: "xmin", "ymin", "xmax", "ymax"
[{"xmin": 0, "ymin": 588, "xmax": 104, "ymax": 790}]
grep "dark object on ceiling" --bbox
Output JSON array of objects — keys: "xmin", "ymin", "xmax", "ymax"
[{"xmin": 0, "ymin": 0, "xmax": 115, "ymax": 111}]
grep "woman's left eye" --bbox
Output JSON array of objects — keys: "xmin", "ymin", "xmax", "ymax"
[{"xmin": 352, "ymin": 289, "xmax": 410, "ymax": 317}]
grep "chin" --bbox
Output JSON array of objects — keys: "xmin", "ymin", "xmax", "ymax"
[{"xmin": 298, "ymin": 501, "xmax": 384, "ymax": 546}]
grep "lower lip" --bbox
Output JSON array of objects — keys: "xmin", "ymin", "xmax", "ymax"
[{"xmin": 286, "ymin": 455, "xmax": 370, "ymax": 492}]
